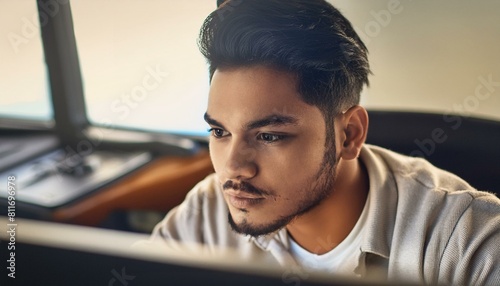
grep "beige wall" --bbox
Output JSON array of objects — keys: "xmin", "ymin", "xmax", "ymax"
[
  {"xmin": 332, "ymin": 0, "xmax": 500, "ymax": 120},
  {"xmin": 2, "ymin": 0, "xmax": 499, "ymax": 131}
]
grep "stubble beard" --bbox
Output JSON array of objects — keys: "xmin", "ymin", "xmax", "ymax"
[{"xmin": 228, "ymin": 142, "xmax": 338, "ymax": 237}]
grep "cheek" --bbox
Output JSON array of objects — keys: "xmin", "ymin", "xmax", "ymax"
[
  {"xmin": 257, "ymin": 148, "xmax": 324, "ymax": 195},
  {"xmin": 269, "ymin": 138, "xmax": 325, "ymax": 173}
]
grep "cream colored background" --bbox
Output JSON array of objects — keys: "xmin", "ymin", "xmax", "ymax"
[{"xmin": 1, "ymin": 0, "xmax": 499, "ymax": 134}]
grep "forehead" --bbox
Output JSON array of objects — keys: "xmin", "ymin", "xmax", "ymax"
[{"xmin": 207, "ymin": 65, "xmax": 324, "ymax": 127}]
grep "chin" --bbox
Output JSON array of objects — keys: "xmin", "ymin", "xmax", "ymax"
[{"xmin": 228, "ymin": 211, "xmax": 292, "ymax": 237}]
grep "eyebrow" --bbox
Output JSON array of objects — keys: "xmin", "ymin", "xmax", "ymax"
[
  {"xmin": 246, "ymin": 114, "xmax": 299, "ymax": 130},
  {"xmin": 204, "ymin": 112, "xmax": 226, "ymax": 129},
  {"xmin": 204, "ymin": 112, "xmax": 298, "ymax": 130}
]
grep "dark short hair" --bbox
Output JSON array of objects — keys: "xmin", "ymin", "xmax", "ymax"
[{"xmin": 199, "ymin": 0, "xmax": 371, "ymax": 119}]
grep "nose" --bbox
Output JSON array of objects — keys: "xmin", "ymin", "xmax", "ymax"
[{"xmin": 223, "ymin": 139, "xmax": 258, "ymax": 180}]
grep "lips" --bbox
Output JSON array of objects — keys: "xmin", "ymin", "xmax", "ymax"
[
  {"xmin": 224, "ymin": 191, "xmax": 265, "ymax": 209},
  {"xmin": 224, "ymin": 190, "xmax": 263, "ymax": 199}
]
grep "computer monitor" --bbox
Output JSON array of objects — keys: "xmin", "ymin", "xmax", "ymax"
[{"xmin": 0, "ymin": 217, "xmax": 390, "ymax": 286}]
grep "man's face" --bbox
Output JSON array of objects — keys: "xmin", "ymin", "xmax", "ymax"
[{"xmin": 205, "ymin": 65, "xmax": 338, "ymax": 236}]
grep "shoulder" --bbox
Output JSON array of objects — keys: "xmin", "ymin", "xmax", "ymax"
[
  {"xmin": 364, "ymin": 144, "xmax": 499, "ymax": 227},
  {"xmin": 363, "ymin": 145, "xmax": 500, "ymax": 284},
  {"xmin": 150, "ymin": 173, "xmax": 223, "ymax": 242},
  {"xmin": 364, "ymin": 144, "xmax": 473, "ymax": 191},
  {"xmin": 150, "ymin": 174, "xmax": 248, "ymax": 246},
  {"xmin": 180, "ymin": 173, "xmax": 223, "ymax": 214},
  {"xmin": 363, "ymin": 144, "xmax": 498, "ymax": 201},
  {"xmin": 438, "ymin": 192, "xmax": 500, "ymax": 285}
]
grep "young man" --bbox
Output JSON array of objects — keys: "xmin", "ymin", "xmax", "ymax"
[{"xmin": 151, "ymin": 0, "xmax": 500, "ymax": 284}]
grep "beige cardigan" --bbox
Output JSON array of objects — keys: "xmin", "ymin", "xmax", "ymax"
[{"xmin": 151, "ymin": 144, "xmax": 500, "ymax": 285}]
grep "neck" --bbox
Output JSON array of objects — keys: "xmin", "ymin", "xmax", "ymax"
[{"xmin": 286, "ymin": 157, "xmax": 369, "ymax": 255}]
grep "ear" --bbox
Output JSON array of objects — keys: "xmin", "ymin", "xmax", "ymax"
[{"xmin": 338, "ymin": 106, "xmax": 369, "ymax": 160}]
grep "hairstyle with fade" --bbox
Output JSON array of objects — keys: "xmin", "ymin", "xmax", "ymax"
[{"xmin": 199, "ymin": 0, "xmax": 371, "ymax": 140}]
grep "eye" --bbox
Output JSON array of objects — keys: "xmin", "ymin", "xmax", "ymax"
[
  {"xmin": 208, "ymin": 128, "xmax": 229, "ymax": 138},
  {"xmin": 257, "ymin": 133, "xmax": 285, "ymax": 143}
]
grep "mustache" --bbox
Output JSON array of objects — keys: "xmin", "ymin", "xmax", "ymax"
[{"xmin": 222, "ymin": 180, "xmax": 270, "ymax": 196}]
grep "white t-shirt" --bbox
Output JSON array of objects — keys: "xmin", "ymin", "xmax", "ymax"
[{"xmin": 288, "ymin": 191, "xmax": 371, "ymax": 275}]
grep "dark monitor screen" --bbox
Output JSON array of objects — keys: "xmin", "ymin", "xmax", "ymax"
[
  {"xmin": 4, "ymin": 242, "xmax": 319, "ymax": 286},
  {"xmin": 0, "ymin": 217, "xmax": 390, "ymax": 286}
]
